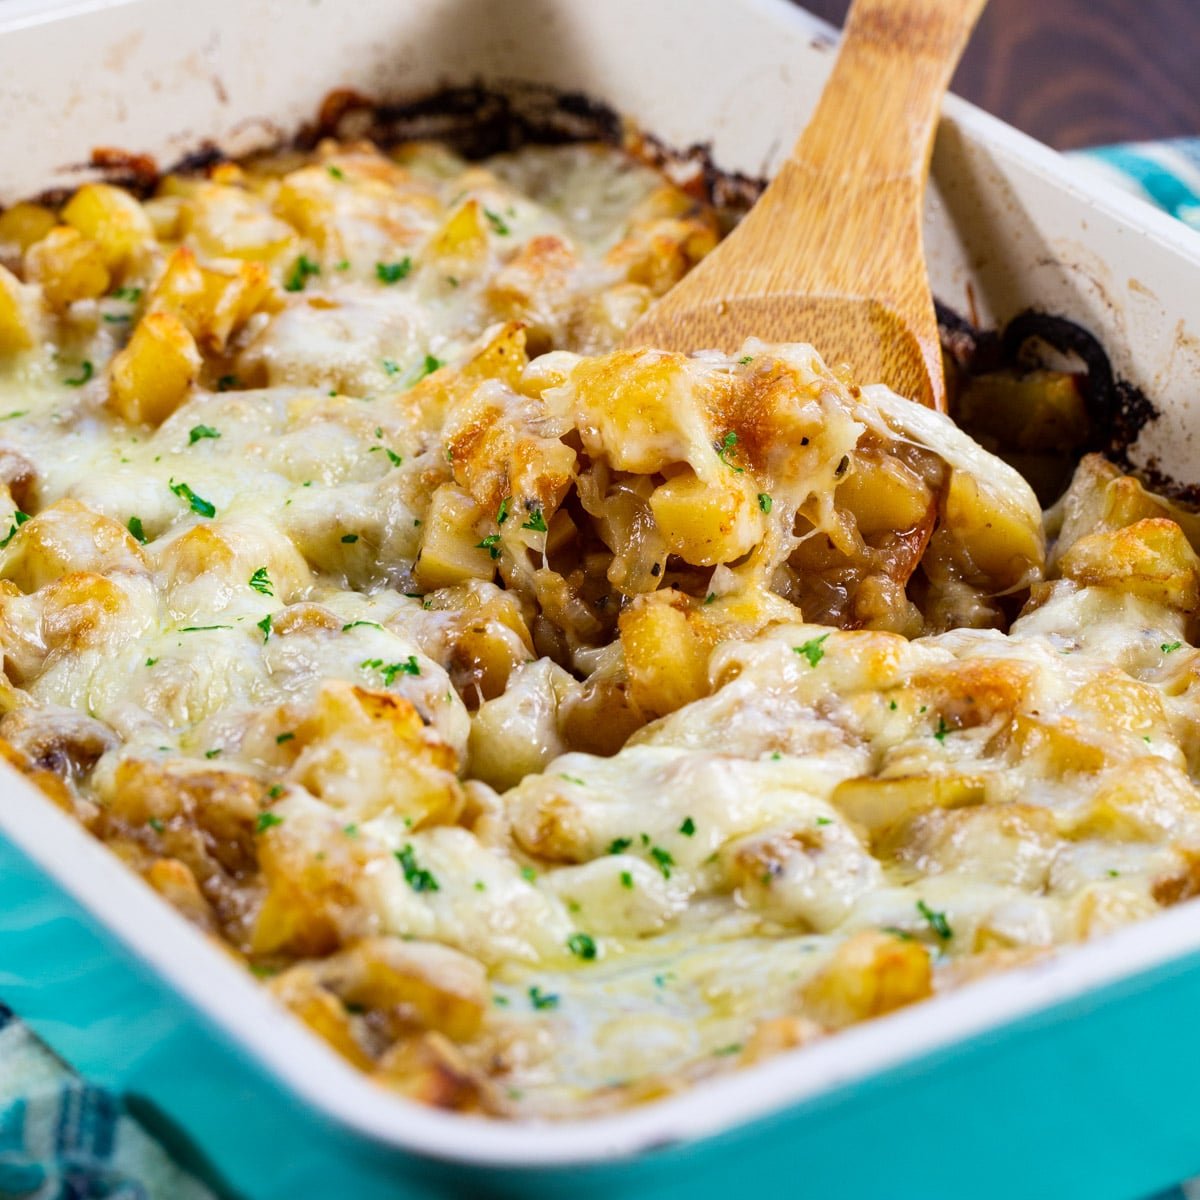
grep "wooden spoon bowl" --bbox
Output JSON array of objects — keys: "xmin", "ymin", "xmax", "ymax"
[{"xmin": 625, "ymin": 0, "xmax": 987, "ymax": 411}]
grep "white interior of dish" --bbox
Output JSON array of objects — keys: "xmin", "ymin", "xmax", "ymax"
[{"xmin": 4, "ymin": 0, "xmax": 1200, "ymax": 1165}]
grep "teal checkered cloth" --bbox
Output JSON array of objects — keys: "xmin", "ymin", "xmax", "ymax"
[{"xmin": 3, "ymin": 139, "xmax": 1200, "ymax": 1200}]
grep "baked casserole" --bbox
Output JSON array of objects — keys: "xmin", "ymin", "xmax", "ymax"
[{"xmin": 0, "ymin": 132, "xmax": 1197, "ymax": 1119}]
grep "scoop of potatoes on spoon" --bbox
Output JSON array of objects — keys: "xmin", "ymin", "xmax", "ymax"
[{"xmin": 626, "ymin": 0, "xmax": 987, "ymax": 412}]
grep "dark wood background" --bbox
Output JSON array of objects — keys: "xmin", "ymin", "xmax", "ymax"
[{"xmin": 800, "ymin": 0, "xmax": 1200, "ymax": 150}]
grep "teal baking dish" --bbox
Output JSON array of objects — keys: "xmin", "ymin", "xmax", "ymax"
[{"xmin": 6, "ymin": 0, "xmax": 1200, "ymax": 1197}]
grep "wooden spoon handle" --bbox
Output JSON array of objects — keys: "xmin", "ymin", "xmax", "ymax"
[{"xmin": 794, "ymin": 0, "xmax": 986, "ymax": 183}]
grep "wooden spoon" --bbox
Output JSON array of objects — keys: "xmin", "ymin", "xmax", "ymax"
[{"xmin": 625, "ymin": 0, "xmax": 987, "ymax": 411}]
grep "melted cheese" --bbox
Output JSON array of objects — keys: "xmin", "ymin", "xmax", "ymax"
[{"xmin": 0, "ymin": 137, "xmax": 1198, "ymax": 1120}]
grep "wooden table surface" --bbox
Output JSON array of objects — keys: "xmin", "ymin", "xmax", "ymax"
[{"xmin": 800, "ymin": 0, "xmax": 1200, "ymax": 150}]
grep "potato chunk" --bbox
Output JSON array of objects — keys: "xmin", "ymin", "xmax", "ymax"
[
  {"xmin": 649, "ymin": 468, "xmax": 763, "ymax": 566},
  {"xmin": 108, "ymin": 311, "xmax": 202, "ymax": 426},
  {"xmin": 288, "ymin": 680, "xmax": 464, "ymax": 827},
  {"xmin": 61, "ymin": 182, "xmax": 154, "ymax": 271},
  {"xmin": 24, "ymin": 227, "xmax": 110, "ymax": 308},
  {"xmin": 414, "ymin": 484, "xmax": 495, "ymax": 591},
  {"xmin": 1058, "ymin": 518, "xmax": 1200, "ymax": 611},
  {"xmin": 0, "ymin": 265, "xmax": 39, "ymax": 355},
  {"xmin": 802, "ymin": 930, "xmax": 932, "ymax": 1029}
]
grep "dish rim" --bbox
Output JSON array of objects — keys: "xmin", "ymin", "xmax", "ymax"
[{"xmin": 4, "ymin": 0, "xmax": 1200, "ymax": 1171}]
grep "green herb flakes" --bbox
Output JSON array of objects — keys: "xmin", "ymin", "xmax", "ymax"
[
  {"xmin": 567, "ymin": 932, "xmax": 597, "ymax": 961},
  {"xmin": 521, "ymin": 507, "xmax": 547, "ymax": 533},
  {"xmin": 715, "ymin": 430, "xmax": 743, "ymax": 473},
  {"xmin": 916, "ymin": 898, "xmax": 953, "ymax": 940},
  {"xmin": 64, "ymin": 361, "xmax": 93, "ymax": 387},
  {"xmin": 188, "ymin": 424, "xmax": 221, "ymax": 445},
  {"xmin": 255, "ymin": 812, "xmax": 284, "ymax": 834},
  {"xmin": 375, "ymin": 258, "xmax": 412, "ymax": 284},
  {"xmin": 794, "ymin": 633, "xmax": 830, "ymax": 667},
  {"xmin": 484, "ymin": 208, "xmax": 510, "ymax": 236},
  {"xmin": 650, "ymin": 846, "xmax": 675, "ymax": 878},
  {"xmin": 395, "ymin": 843, "xmax": 439, "ymax": 892},
  {"xmin": 248, "ymin": 567, "xmax": 273, "ymax": 596},
  {"xmin": 168, "ymin": 479, "xmax": 216, "ymax": 518},
  {"xmin": 127, "ymin": 515, "xmax": 147, "ymax": 543},
  {"xmin": 284, "ymin": 254, "xmax": 320, "ymax": 293}
]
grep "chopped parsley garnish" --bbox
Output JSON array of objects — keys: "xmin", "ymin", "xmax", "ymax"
[
  {"xmin": 168, "ymin": 479, "xmax": 216, "ymax": 517},
  {"xmin": 649, "ymin": 846, "xmax": 675, "ymax": 879},
  {"xmin": 342, "ymin": 620, "xmax": 384, "ymax": 632},
  {"xmin": 0, "ymin": 410, "xmax": 27, "ymax": 421},
  {"xmin": 144, "ymin": 657, "xmax": 157, "ymax": 667},
  {"xmin": 375, "ymin": 258, "xmax": 412, "ymax": 284},
  {"xmin": 341, "ymin": 533, "xmax": 359, "ymax": 543},
  {"xmin": 102, "ymin": 312, "xmax": 129, "ymax": 324},
  {"xmin": 127, "ymin": 515, "xmax": 147, "ymax": 543},
  {"xmin": 558, "ymin": 774, "xmax": 586, "ymax": 786},
  {"xmin": 385, "ymin": 448, "xmax": 403, "ymax": 467},
  {"xmin": 882, "ymin": 926, "xmax": 915, "ymax": 941},
  {"xmin": 608, "ymin": 837, "xmax": 632, "ymax": 855},
  {"xmin": 794, "ymin": 633, "xmax": 830, "ymax": 667},
  {"xmin": 933, "ymin": 716, "xmax": 951, "ymax": 742},
  {"xmin": 361, "ymin": 656, "xmax": 421, "ymax": 685},
  {"xmin": 217, "ymin": 374, "xmax": 239, "ymax": 392},
  {"xmin": 520, "ymin": 866, "xmax": 537, "ymax": 882},
  {"xmin": 476, "ymin": 533, "xmax": 501, "ymax": 559},
  {"xmin": 64, "ymin": 361, "xmax": 93, "ymax": 387},
  {"xmin": 257, "ymin": 614, "xmax": 272, "ymax": 642},
  {"xmin": 757, "ymin": 492, "xmax": 773, "ymax": 514},
  {"xmin": 343, "ymin": 824, "xmax": 358, "ymax": 836},
  {"xmin": 395, "ymin": 843, "xmax": 439, "ymax": 892},
  {"xmin": 715, "ymin": 430, "xmax": 743, "ymax": 473},
  {"xmin": 816, "ymin": 816, "xmax": 832, "ymax": 826},
  {"xmin": 889, "ymin": 699, "xmax": 898, "ymax": 711},
  {"xmin": 147, "ymin": 817, "xmax": 165, "ymax": 833},
  {"xmin": 204, "ymin": 748, "xmax": 221, "ymax": 759},
  {"xmin": 188, "ymin": 424, "xmax": 221, "ymax": 445},
  {"xmin": 248, "ymin": 567, "xmax": 273, "ymax": 596},
  {"xmin": 704, "ymin": 592, "xmax": 716, "ymax": 605},
  {"xmin": 112, "ymin": 286, "xmax": 142, "ymax": 302},
  {"xmin": 713, "ymin": 1043, "xmax": 743, "ymax": 1057},
  {"xmin": 521, "ymin": 507, "xmax": 547, "ymax": 533},
  {"xmin": 528, "ymin": 985, "xmax": 558, "ymax": 1011},
  {"xmin": 497, "ymin": 496, "xmax": 511, "ymax": 525},
  {"xmin": 327, "ymin": 164, "xmax": 345, "ymax": 180},
  {"xmin": 679, "ymin": 817, "xmax": 696, "ymax": 836},
  {"xmin": 916, "ymin": 899, "xmax": 953, "ymax": 940},
  {"xmin": 382, "ymin": 358, "xmax": 401, "ymax": 376},
  {"xmin": 1162, "ymin": 641, "xmax": 1183, "ymax": 654},
  {"xmin": 620, "ymin": 871, "xmax": 634, "ymax": 889},
  {"xmin": 255, "ymin": 812, "xmax": 284, "ymax": 834},
  {"xmin": 276, "ymin": 732, "xmax": 295, "ymax": 744},
  {"xmin": 415, "ymin": 354, "xmax": 443, "ymax": 382},
  {"xmin": 267, "ymin": 785, "xmax": 284, "ymax": 799},
  {"xmin": 180, "ymin": 625, "xmax": 232, "ymax": 632},
  {"xmin": 284, "ymin": 254, "xmax": 320, "ymax": 293},
  {"xmin": 566, "ymin": 932, "xmax": 597, "ymax": 961},
  {"xmin": 484, "ymin": 208, "xmax": 510, "ymax": 236},
  {"xmin": 737, "ymin": 355, "xmax": 754, "ymax": 365}
]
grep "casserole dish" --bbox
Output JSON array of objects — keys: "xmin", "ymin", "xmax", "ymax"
[{"xmin": 6, "ymin": 1, "xmax": 1200, "ymax": 1197}]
